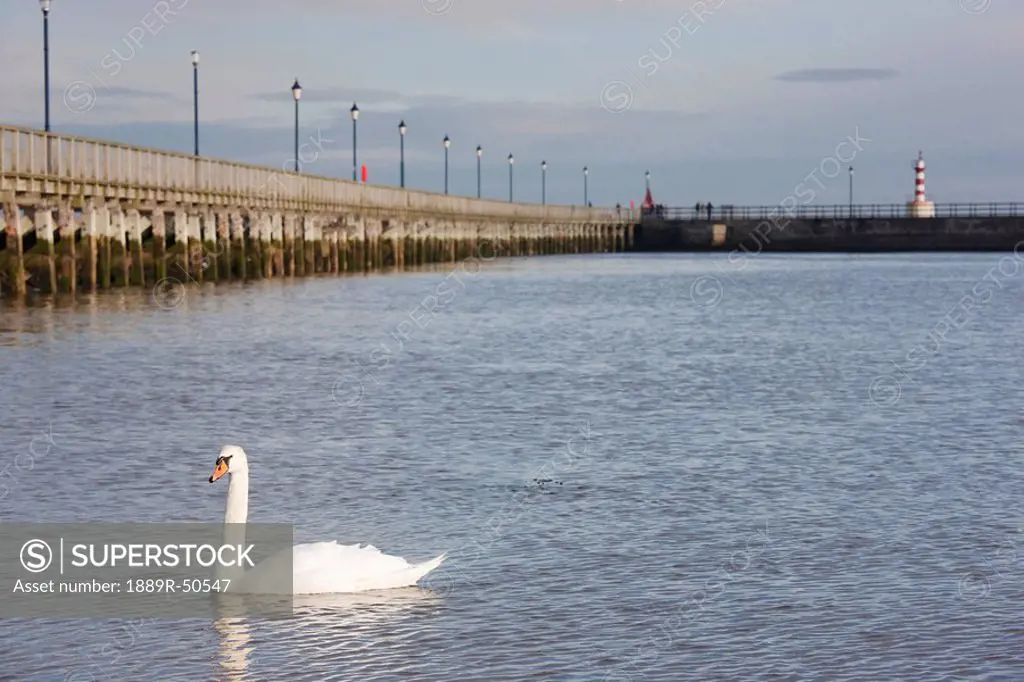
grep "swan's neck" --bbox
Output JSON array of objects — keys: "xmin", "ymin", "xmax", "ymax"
[
  {"xmin": 219, "ymin": 470, "xmax": 249, "ymax": 585},
  {"xmin": 224, "ymin": 469, "xmax": 249, "ymax": 525}
]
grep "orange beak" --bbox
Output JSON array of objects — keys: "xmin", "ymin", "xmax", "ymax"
[{"xmin": 209, "ymin": 459, "xmax": 229, "ymax": 483}]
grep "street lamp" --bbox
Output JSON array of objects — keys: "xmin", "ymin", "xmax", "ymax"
[
  {"xmin": 399, "ymin": 120, "xmax": 406, "ymax": 188},
  {"xmin": 291, "ymin": 79, "xmax": 301, "ymax": 172},
  {"xmin": 350, "ymin": 103, "xmax": 359, "ymax": 181},
  {"xmin": 848, "ymin": 166, "xmax": 854, "ymax": 217},
  {"xmin": 583, "ymin": 166, "xmax": 589, "ymax": 206},
  {"xmin": 476, "ymin": 146, "xmax": 483, "ymax": 199},
  {"xmin": 541, "ymin": 160, "xmax": 547, "ymax": 205},
  {"xmin": 191, "ymin": 51, "xmax": 199, "ymax": 156},
  {"xmin": 508, "ymin": 154, "xmax": 514, "ymax": 202},
  {"xmin": 443, "ymin": 134, "xmax": 450, "ymax": 195},
  {"xmin": 645, "ymin": 169, "xmax": 650, "ymax": 192},
  {"xmin": 40, "ymin": 0, "xmax": 51, "ymax": 133}
]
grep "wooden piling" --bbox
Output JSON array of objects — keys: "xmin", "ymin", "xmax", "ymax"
[
  {"xmin": 113, "ymin": 208, "xmax": 128, "ymax": 287},
  {"xmin": 127, "ymin": 209, "xmax": 144, "ymax": 286},
  {"xmin": 284, "ymin": 215, "xmax": 295, "ymax": 276},
  {"xmin": 58, "ymin": 200, "xmax": 77, "ymax": 293},
  {"xmin": 3, "ymin": 201, "xmax": 27, "ymax": 295},
  {"xmin": 32, "ymin": 207, "xmax": 58, "ymax": 293},
  {"xmin": 151, "ymin": 209, "xmax": 167, "ymax": 283},
  {"xmin": 265, "ymin": 214, "xmax": 274, "ymax": 277},
  {"xmin": 231, "ymin": 212, "xmax": 246, "ymax": 280},
  {"xmin": 85, "ymin": 201, "xmax": 100, "ymax": 292},
  {"xmin": 216, "ymin": 211, "xmax": 230, "ymax": 281},
  {"xmin": 204, "ymin": 209, "xmax": 219, "ymax": 282},
  {"xmin": 303, "ymin": 216, "xmax": 315, "ymax": 275}
]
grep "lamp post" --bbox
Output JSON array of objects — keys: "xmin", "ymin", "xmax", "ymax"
[
  {"xmin": 645, "ymin": 169, "xmax": 650, "ymax": 192},
  {"xmin": 40, "ymin": 0, "xmax": 51, "ymax": 133},
  {"xmin": 848, "ymin": 166, "xmax": 854, "ymax": 217},
  {"xmin": 541, "ymin": 160, "xmax": 547, "ymax": 205},
  {"xmin": 583, "ymin": 166, "xmax": 589, "ymax": 206},
  {"xmin": 191, "ymin": 51, "xmax": 199, "ymax": 156},
  {"xmin": 508, "ymin": 154, "xmax": 514, "ymax": 202},
  {"xmin": 291, "ymin": 79, "xmax": 301, "ymax": 172},
  {"xmin": 476, "ymin": 146, "xmax": 482, "ymax": 198},
  {"xmin": 399, "ymin": 120, "xmax": 406, "ymax": 188},
  {"xmin": 350, "ymin": 103, "xmax": 359, "ymax": 181},
  {"xmin": 443, "ymin": 134, "xmax": 450, "ymax": 195}
]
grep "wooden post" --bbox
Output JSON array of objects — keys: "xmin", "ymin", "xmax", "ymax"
[
  {"xmin": 58, "ymin": 200, "xmax": 77, "ymax": 293},
  {"xmin": 151, "ymin": 209, "xmax": 167, "ymax": 283},
  {"xmin": 264, "ymin": 214, "xmax": 276, "ymax": 278},
  {"xmin": 329, "ymin": 229, "xmax": 339, "ymax": 274},
  {"xmin": 111, "ymin": 207, "xmax": 128, "ymax": 287},
  {"xmin": 231, "ymin": 212, "xmax": 246, "ymax": 280},
  {"xmin": 304, "ymin": 215, "xmax": 315, "ymax": 275},
  {"xmin": 127, "ymin": 208, "xmax": 144, "ymax": 286},
  {"xmin": 3, "ymin": 201, "xmax": 27, "ymax": 295},
  {"xmin": 217, "ymin": 211, "xmax": 231, "ymax": 281},
  {"xmin": 32, "ymin": 206, "xmax": 58, "ymax": 293},
  {"xmin": 172, "ymin": 209, "xmax": 188, "ymax": 280},
  {"xmin": 204, "ymin": 208, "xmax": 219, "ymax": 283},
  {"xmin": 190, "ymin": 214, "xmax": 203, "ymax": 283},
  {"xmin": 84, "ymin": 200, "xmax": 100, "ymax": 292},
  {"xmin": 283, "ymin": 215, "xmax": 294, "ymax": 276},
  {"xmin": 273, "ymin": 213, "xmax": 285, "ymax": 277}
]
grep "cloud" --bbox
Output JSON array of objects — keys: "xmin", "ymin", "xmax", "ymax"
[
  {"xmin": 99, "ymin": 86, "xmax": 180, "ymax": 100},
  {"xmin": 773, "ymin": 68, "xmax": 900, "ymax": 83},
  {"xmin": 247, "ymin": 86, "xmax": 464, "ymax": 108}
]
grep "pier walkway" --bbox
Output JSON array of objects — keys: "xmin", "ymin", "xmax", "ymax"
[{"xmin": 0, "ymin": 125, "xmax": 634, "ymax": 295}]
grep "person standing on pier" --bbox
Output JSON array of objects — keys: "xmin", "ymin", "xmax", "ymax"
[
  {"xmin": 695, "ymin": 202, "xmax": 702, "ymax": 219},
  {"xmin": 707, "ymin": 202, "xmax": 713, "ymax": 220}
]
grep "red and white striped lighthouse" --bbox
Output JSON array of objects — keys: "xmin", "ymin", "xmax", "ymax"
[
  {"xmin": 914, "ymin": 151, "xmax": 926, "ymax": 203},
  {"xmin": 908, "ymin": 150, "xmax": 935, "ymax": 218}
]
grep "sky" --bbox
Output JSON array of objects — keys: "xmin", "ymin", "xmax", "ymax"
[{"xmin": 1, "ymin": 0, "xmax": 1021, "ymax": 207}]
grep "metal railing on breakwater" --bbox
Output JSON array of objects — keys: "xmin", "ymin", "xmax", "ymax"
[{"xmin": 645, "ymin": 203, "xmax": 1024, "ymax": 221}]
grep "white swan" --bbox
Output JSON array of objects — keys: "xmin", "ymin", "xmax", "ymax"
[{"xmin": 208, "ymin": 445, "xmax": 446, "ymax": 594}]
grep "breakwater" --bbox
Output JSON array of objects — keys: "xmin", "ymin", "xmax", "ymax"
[
  {"xmin": 0, "ymin": 125, "xmax": 634, "ymax": 296},
  {"xmin": 635, "ymin": 215, "xmax": 1024, "ymax": 252}
]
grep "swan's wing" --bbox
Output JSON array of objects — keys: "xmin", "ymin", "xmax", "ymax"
[
  {"xmin": 291, "ymin": 541, "xmax": 440, "ymax": 594},
  {"xmin": 230, "ymin": 541, "xmax": 446, "ymax": 594}
]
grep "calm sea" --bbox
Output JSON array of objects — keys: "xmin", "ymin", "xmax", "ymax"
[{"xmin": 1, "ymin": 252, "xmax": 1023, "ymax": 681}]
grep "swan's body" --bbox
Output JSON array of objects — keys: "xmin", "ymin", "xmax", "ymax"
[{"xmin": 209, "ymin": 445, "xmax": 446, "ymax": 594}]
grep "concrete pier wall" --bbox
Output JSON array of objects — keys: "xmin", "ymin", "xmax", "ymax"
[
  {"xmin": 635, "ymin": 217, "xmax": 1024, "ymax": 252},
  {"xmin": 0, "ymin": 125, "xmax": 634, "ymax": 295}
]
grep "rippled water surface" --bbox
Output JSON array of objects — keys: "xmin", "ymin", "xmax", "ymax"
[{"xmin": 2, "ymin": 252, "xmax": 1024, "ymax": 681}]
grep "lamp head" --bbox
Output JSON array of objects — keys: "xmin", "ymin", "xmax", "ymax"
[
  {"xmin": 541, "ymin": 161, "xmax": 547, "ymax": 170},
  {"xmin": 191, "ymin": 50, "xmax": 199, "ymax": 66},
  {"xmin": 350, "ymin": 103, "xmax": 359, "ymax": 120},
  {"xmin": 443, "ymin": 135, "xmax": 450, "ymax": 148},
  {"xmin": 39, "ymin": 0, "xmax": 51, "ymax": 13},
  {"xmin": 476, "ymin": 146, "xmax": 482, "ymax": 157},
  {"xmin": 291, "ymin": 79, "xmax": 302, "ymax": 101},
  {"xmin": 583, "ymin": 166, "xmax": 588, "ymax": 175},
  {"xmin": 399, "ymin": 120, "xmax": 406, "ymax": 135}
]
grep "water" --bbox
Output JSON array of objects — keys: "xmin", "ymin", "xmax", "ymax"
[{"xmin": 2, "ymin": 252, "xmax": 1023, "ymax": 681}]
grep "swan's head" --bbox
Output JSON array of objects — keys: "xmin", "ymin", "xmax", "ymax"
[{"xmin": 209, "ymin": 445, "xmax": 248, "ymax": 483}]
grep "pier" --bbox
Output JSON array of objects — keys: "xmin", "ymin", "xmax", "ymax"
[{"xmin": 0, "ymin": 125, "xmax": 634, "ymax": 296}]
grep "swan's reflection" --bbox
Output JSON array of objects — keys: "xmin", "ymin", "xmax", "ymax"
[
  {"xmin": 213, "ymin": 616, "xmax": 253, "ymax": 682},
  {"xmin": 212, "ymin": 588, "xmax": 442, "ymax": 679}
]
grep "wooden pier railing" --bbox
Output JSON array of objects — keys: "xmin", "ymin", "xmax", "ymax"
[{"xmin": 0, "ymin": 125, "xmax": 629, "ymax": 222}]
